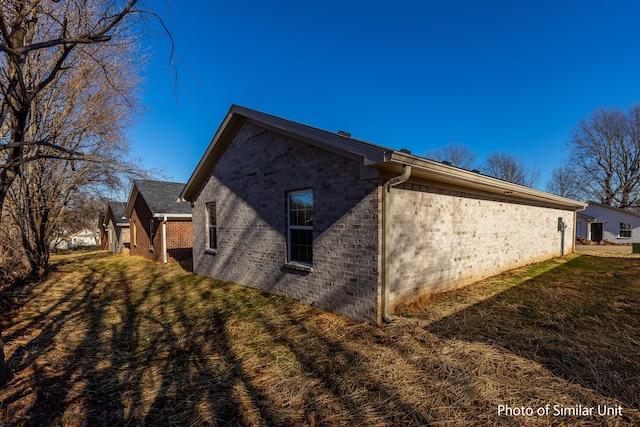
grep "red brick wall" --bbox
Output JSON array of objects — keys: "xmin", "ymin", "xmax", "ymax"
[
  {"xmin": 166, "ymin": 220, "xmax": 193, "ymax": 261},
  {"xmin": 100, "ymin": 225, "xmax": 108, "ymax": 250},
  {"xmin": 129, "ymin": 193, "xmax": 156, "ymax": 261},
  {"xmin": 130, "ymin": 192, "xmax": 192, "ymax": 263}
]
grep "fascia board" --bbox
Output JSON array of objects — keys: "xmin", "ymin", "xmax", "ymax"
[
  {"xmin": 386, "ymin": 151, "xmax": 587, "ymax": 210},
  {"xmin": 152, "ymin": 213, "xmax": 192, "ymax": 219},
  {"xmin": 124, "ymin": 184, "xmax": 139, "ymax": 218},
  {"xmin": 181, "ymin": 105, "xmax": 390, "ymax": 201},
  {"xmin": 181, "ymin": 111, "xmax": 243, "ymax": 201}
]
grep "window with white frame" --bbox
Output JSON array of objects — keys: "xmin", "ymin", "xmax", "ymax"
[
  {"xmin": 149, "ymin": 219, "xmax": 155, "ymax": 249},
  {"xmin": 620, "ymin": 222, "xmax": 632, "ymax": 238},
  {"xmin": 206, "ymin": 202, "xmax": 217, "ymax": 251},
  {"xmin": 287, "ymin": 190, "xmax": 313, "ymax": 265}
]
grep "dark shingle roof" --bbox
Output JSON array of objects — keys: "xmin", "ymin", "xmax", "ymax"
[
  {"xmin": 181, "ymin": 105, "xmax": 586, "ymax": 211},
  {"xmin": 134, "ymin": 180, "xmax": 192, "ymax": 216},
  {"xmin": 104, "ymin": 201, "xmax": 129, "ymax": 226}
]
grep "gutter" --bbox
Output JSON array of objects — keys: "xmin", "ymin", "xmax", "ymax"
[
  {"xmin": 152, "ymin": 213, "xmax": 192, "ymax": 219},
  {"xmin": 150, "ymin": 213, "xmax": 191, "ymax": 264},
  {"xmin": 573, "ymin": 205, "xmax": 587, "ymax": 255},
  {"xmin": 388, "ymin": 151, "xmax": 586, "ymax": 210},
  {"xmin": 380, "ymin": 165, "xmax": 412, "ymax": 324},
  {"xmin": 162, "ymin": 216, "xmax": 168, "ymax": 264}
]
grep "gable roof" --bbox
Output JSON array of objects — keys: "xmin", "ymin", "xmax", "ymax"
[
  {"xmin": 103, "ymin": 201, "xmax": 129, "ymax": 227},
  {"xmin": 577, "ymin": 212, "xmax": 597, "ymax": 222},
  {"xmin": 124, "ymin": 180, "xmax": 192, "ymax": 219},
  {"xmin": 584, "ymin": 201, "xmax": 640, "ymax": 219},
  {"xmin": 182, "ymin": 105, "xmax": 587, "ymax": 211},
  {"xmin": 70, "ymin": 228, "xmax": 96, "ymax": 237}
]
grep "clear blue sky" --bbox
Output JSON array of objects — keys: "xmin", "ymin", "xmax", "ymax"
[{"xmin": 128, "ymin": 0, "xmax": 640, "ymax": 191}]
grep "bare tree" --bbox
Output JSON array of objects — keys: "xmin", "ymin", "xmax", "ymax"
[
  {"xmin": 569, "ymin": 106, "xmax": 640, "ymax": 208},
  {"xmin": 6, "ymin": 25, "xmax": 144, "ymax": 270},
  {"xmin": 482, "ymin": 152, "xmax": 540, "ymax": 187},
  {"xmin": 426, "ymin": 142, "xmax": 477, "ymax": 169},
  {"xmin": 0, "ymin": 0, "xmax": 155, "ymax": 386},
  {"xmin": 546, "ymin": 165, "xmax": 584, "ymax": 200},
  {"xmin": 0, "ymin": 0, "xmax": 143, "ymax": 226}
]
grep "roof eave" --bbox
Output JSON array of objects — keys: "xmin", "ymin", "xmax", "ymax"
[
  {"xmin": 124, "ymin": 182, "xmax": 139, "ymax": 218},
  {"xmin": 181, "ymin": 109, "xmax": 244, "ymax": 201},
  {"xmin": 384, "ymin": 151, "xmax": 587, "ymax": 210},
  {"xmin": 585, "ymin": 201, "xmax": 640, "ymax": 218},
  {"xmin": 152, "ymin": 213, "xmax": 193, "ymax": 219},
  {"xmin": 102, "ymin": 208, "xmax": 112, "ymax": 226},
  {"xmin": 181, "ymin": 105, "xmax": 390, "ymax": 201}
]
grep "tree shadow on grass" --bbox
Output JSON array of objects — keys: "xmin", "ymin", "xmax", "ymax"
[
  {"xmin": 422, "ymin": 255, "xmax": 640, "ymax": 409},
  {"xmin": 1, "ymin": 252, "xmax": 445, "ymax": 426},
  {"xmin": 6, "ymin": 252, "xmax": 639, "ymax": 426},
  {"xmin": 2, "ymin": 253, "xmax": 340, "ymax": 425}
]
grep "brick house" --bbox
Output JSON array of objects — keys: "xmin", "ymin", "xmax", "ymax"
[
  {"xmin": 99, "ymin": 211, "xmax": 108, "ymax": 250},
  {"xmin": 124, "ymin": 180, "xmax": 193, "ymax": 263},
  {"xmin": 576, "ymin": 201, "xmax": 640, "ymax": 243},
  {"xmin": 181, "ymin": 105, "xmax": 587, "ymax": 325},
  {"xmin": 102, "ymin": 201, "xmax": 130, "ymax": 253}
]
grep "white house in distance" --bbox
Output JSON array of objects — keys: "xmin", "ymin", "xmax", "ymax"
[
  {"xmin": 576, "ymin": 202, "xmax": 640, "ymax": 243},
  {"xmin": 70, "ymin": 228, "xmax": 98, "ymax": 247}
]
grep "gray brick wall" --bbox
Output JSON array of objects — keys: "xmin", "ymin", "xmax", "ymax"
[
  {"xmin": 387, "ymin": 182, "xmax": 576, "ymax": 309},
  {"xmin": 192, "ymin": 122, "xmax": 381, "ymax": 323}
]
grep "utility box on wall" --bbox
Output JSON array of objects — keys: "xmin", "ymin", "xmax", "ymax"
[{"xmin": 558, "ymin": 217, "xmax": 566, "ymax": 232}]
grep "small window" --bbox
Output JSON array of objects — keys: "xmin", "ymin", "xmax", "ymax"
[
  {"xmin": 207, "ymin": 202, "xmax": 217, "ymax": 250},
  {"xmin": 287, "ymin": 190, "xmax": 313, "ymax": 265},
  {"xmin": 620, "ymin": 222, "xmax": 632, "ymax": 238},
  {"xmin": 149, "ymin": 219, "xmax": 155, "ymax": 249}
]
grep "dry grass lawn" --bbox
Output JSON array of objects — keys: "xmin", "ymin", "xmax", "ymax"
[{"xmin": 0, "ymin": 250, "xmax": 639, "ymax": 426}]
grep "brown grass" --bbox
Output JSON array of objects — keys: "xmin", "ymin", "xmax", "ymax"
[{"xmin": 1, "ymin": 251, "xmax": 639, "ymax": 426}]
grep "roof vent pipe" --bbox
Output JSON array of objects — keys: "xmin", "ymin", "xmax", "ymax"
[{"xmin": 337, "ymin": 130, "xmax": 351, "ymax": 137}]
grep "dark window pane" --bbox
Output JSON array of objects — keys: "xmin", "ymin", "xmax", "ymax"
[
  {"xmin": 209, "ymin": 203, "xmax": 216, "ymax": 227},
  {"xmin": 209, "ymin": 227, "xmax": 217, "ymax": 249},
  {"xmin": 290, "ymin": 229, "xmax": 312, "ymax": 263}
]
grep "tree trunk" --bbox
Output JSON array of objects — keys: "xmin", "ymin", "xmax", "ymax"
[{"xmin": 0, "ymin": 338, "xmax": 7, "ymax": 385}]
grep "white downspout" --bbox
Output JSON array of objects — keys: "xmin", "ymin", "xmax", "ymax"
[
  {"xmin": 381, "ymin": 165, "xmax": 412, "ymax": 324},
  {"xmin": 162, "ymin": 216, "xmax": 168, "ymax": 264}
]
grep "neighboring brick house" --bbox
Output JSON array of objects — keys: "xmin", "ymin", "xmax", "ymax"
[
  {"xmin": 102, "ymin": 201, "xmax": 130, "ymax": 253},
  {"xmin": 576, "ymin": 201, "xmax": 640, "ymax": 243},
  {"xmin": 124, "ymin": 180, "xmax": 193, "ymax": 263},
  {"xmin": 98, "ymin": 211, "xmax": 108, "ymax": 250},
  {"xmin": 181, "ymin": 105, "xmax": 587, "ymax": 325}
]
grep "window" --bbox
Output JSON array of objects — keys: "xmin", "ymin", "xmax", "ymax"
[
  {"xmin": 620, "ymin": 222, "xmax": 632, "ymax": 238},
  {"xmin": 149, "ymin": 219, "xmax": 155, "ymax": 249},
  {"xmin": 287, "ymin": 190, "xmax": 313, "ymax": 265},
  {"xmin": 207, "ymin": 202, "xmax": 217, "ymax": 250}
]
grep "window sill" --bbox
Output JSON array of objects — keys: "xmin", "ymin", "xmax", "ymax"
[
  {"xmin": 284, "ymin": 262, "xmax": 313, "ymax": 273},
  {"xmin": 204, "ymin": 249, "xmax": 218, "ymax": 255}
]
